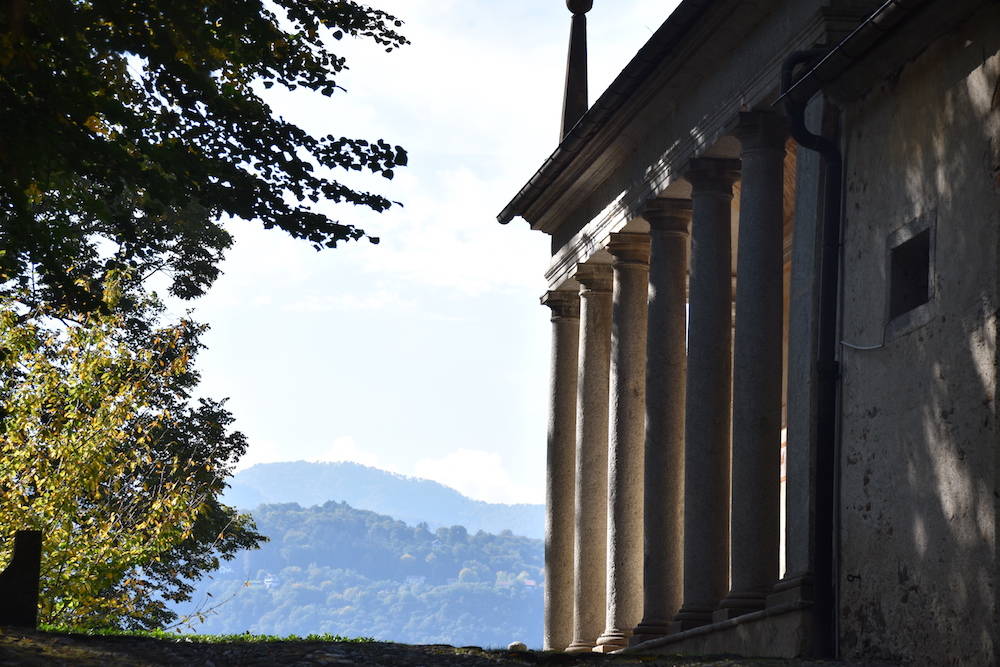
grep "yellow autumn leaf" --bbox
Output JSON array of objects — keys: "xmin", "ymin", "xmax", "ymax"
[{"xmin": 83, "ymin": 114, "xmax": 108, "ymax": 135}]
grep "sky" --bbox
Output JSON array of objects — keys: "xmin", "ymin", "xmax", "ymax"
[{"xmin": 170, "ymin": 1, "xmax": 682, "ymax": 505}]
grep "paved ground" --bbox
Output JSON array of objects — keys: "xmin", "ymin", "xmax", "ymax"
[{"xmin": 0, "ymin": 628, "xmax": 897, "ymax": 667}]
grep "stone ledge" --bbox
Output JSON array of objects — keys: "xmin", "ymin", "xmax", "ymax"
[{"xmin": 626, "ymin": 601, "xmax": 816, "ymax": 659}]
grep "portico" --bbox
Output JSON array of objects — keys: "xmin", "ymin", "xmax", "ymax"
[
  {"xmin": 498, "ymin": 0, "xmax": 809, "ymax": 654},
  {"xmin": 498, "ymin": 0, "xmax": 1000, "ymax": 662}
]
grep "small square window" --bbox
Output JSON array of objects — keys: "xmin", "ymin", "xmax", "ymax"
[{"xmin": 888, "ymin": 228, "xmax": 930, "ymax": 320}]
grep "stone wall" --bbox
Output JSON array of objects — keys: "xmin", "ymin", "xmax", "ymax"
[{"xmin": 838, "ymin": 5, "xmax": 1000, "ymax": 663}]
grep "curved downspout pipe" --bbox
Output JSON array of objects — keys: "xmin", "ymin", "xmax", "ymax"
[{"xmin": 781, "ymin": 50, "xmax": 843, "ymax": 660}]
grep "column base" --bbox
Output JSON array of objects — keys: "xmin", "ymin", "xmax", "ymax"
[
  {"xmin": 593, "ymin": 628, "xmax": 630, "ymax": 653},
  {"xmin": 629, "ymin": 605, "xmax": 817, "ymax": 658},
  {"xmin": 713, "ymin": 589, "xmax": 767, "ymax": 622},
  {"xmin": 671, "ymin": 605, "xmax": 714, "ymax": 631},
  {"xmin": 564, "ymin": 639, "xmax": 596, "ymax": 654},
  {"xmin": 631, "ymin": 619, "xmax": 674, "ymax": 646},
  {"xmin": 767, "ymin": 572, "xmax": 815, "ymax": 608}
]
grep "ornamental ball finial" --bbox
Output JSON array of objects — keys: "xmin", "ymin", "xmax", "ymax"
[{"xmin": 566, "ymin": 0, "xmax": 593, "ymax": 15}]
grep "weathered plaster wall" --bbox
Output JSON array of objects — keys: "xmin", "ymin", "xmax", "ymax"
[{"xmin": 838, "ymin": 6, "xmax": 1000, "ymax": 664}]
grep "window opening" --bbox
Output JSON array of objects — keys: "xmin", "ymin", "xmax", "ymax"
[{"xmin": 888, "ymin": 228, "xmax": 930, "ymax": 320}]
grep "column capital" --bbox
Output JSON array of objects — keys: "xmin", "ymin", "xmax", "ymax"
[
  {"xmin": 541, "ymin": 289, "xmax": 581, "ymax": 319},
  {"xmin": 734, "ymin": 110, "xmax": 788, "ymax": 154},
  {"xmin": 607, "ymin": 232, "xmax": 651, "ymax": 267},
  {"xmin": 685, "ymin": 157, "xmax": 741, "ymax": 197},
  {"xmin": 574, "ymin": 263, "xmax": 613, "ymax": 293},
  {"xmin": 566, "ymin": 0, "xmax": 593, "ymax": 15},
  {"xmin": 643, "ymin": 198, "xmax": 692, "ymax": 235}
]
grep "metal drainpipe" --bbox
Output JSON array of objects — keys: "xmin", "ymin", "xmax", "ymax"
[
  {"xmin": 780, "ymin": 50, "xmax": 843, "ymax": 660},
  {"xmin": 778, "ymin": 1, "xmax": 928, "ymax": 657}
]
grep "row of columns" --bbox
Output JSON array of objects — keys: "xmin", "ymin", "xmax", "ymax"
[{"xmin": 542, "ymin": 111, "xmax": 789, "ymax": 652}]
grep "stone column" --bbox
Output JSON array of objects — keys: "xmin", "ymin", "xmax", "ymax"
[
  {"xmin": 768, "ymin": 94, "xmax": 834, "ymax": 612},
  {"xmin": 673, "ymin": 157, "xmax": 741, "ymax": 630},
  {"xmin": 595, "ymin": 233, "xmax": 651, "ymax": 653},
  {"xmin": 633, "ymin": 199, "xmax": 692, "ymax": 644},
  {"xmin": 541, "ymin": 289, "xmax": 581, "ymax": 651},
  {"xmin": 566, "ymin": 263, "xmax": 613, "ymax": 654},
  {"xmin": 717, "ymin": 111, "xmax": 787, "ymax": 619}
]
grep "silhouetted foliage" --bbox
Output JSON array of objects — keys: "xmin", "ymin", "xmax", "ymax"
[{"xmin": 0, "ymin": 0, "xmax": 408, "ymax": 311}]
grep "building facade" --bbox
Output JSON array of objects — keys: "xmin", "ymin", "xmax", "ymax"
[{"xmin": 498, "ymin": 0, "xmax": 1000, "ymax": 663}]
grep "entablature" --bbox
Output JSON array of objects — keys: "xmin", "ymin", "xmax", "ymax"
[{"xmin": 503, "ymin": 1, "xmax": 874, "ymax": 291}]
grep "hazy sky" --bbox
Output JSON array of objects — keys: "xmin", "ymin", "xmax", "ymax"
[{"xmin": 173, "ymin": 1, "xmax": 681, "ymax": 505}]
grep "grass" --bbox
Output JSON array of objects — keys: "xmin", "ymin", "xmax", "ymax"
[{"xmin": 38, "ymin": 624, "xmax": 376, "ymax": 644}]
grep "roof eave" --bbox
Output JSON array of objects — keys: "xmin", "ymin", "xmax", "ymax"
[{"xmin": 496, "ymin": 0, "xmax": 714, "ymax": 230}]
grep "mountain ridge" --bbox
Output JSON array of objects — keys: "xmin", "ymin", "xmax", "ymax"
[{"xmin": 224, "ymin": 460, "xmax": 544, "ymax": 539}]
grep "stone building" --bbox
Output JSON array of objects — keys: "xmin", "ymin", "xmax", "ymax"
[{"xmin": 497, "ymin": 0, "xmax": 1000, "ymax": 663}]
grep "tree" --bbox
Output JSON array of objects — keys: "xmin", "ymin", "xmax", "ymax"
[
  {"xmin": 0, "ymin": 0, "xmax": 409, "ymax": 311},
  {"xmin": 0, "ymin": 280, "xmax": 265, "ymax": 628},
  {"xmin": 124, "ymin": 399, "xmax": 266, "ymax": 630}
]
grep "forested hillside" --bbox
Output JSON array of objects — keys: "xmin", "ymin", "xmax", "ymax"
[
  {"xmin": 225, "ymin": 461, "xmax": 545, "ymax": 538},
  {"xmin": 174, "ymin": 501, "xmax": 544, "ymax": 647}
]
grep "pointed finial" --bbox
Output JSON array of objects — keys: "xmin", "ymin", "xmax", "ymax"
[{"xmin": 561, "ymin": 1, "xmax": 592, "ymax": 139}]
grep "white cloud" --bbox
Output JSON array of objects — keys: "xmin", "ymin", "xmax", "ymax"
[
  {"xmin": 233, "ymin": 438, "xmax": 542, "ymax": 506},
  {"xmin": 235, "ymin": 435, "xmax": 388, "ymax": 472},
  {"xmin": 316, "ymin": 435, "xmax": 386, "ymax": 469},
  {"xmin": 283, "ymin": 288, "xmax": 417, "ymax": 314},
  {"xmin": 233, "ymin": 437, "xmax": 292, "ymax": 471},
  {"xmin": 358, "ymin": 166, "xmax": 549, "ymax": 296},
  {"xmin": 412, "ymin": 448, "xmax": 542, "ymax": 505},
  {"xmin": 187, "ymin": 2, "xmax": 682, "ymax": 506}
]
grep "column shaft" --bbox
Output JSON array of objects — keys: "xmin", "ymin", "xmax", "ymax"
[
  {"xmin": 673, "ymin": 158, "xmax": 741, "ymax": 630},
  {"xmin": 542, "ymin": 290, "xmax": 581, "ymax": 650},
  {"xmin": 566, "ymin": 263, "xmax": 613, "ymax": 653},
  {"xmin": 769, "ymin": 94, "xmax": 835, "ymax": 612},
  {"xmin": 596, "ymin": 233, "xmax": 650, "ymax": 653},
  {"xmin": 718, "ymin": 111, "xmax": 787, "ymax": 619},
  {"xmin": 633, "ymin": 199, "xmax": 692, "ymax": 643}
]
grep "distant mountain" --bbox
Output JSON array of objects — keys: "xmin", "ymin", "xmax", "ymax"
[
  {"xmin": 224, "ymin": 461, "xmax": 544, "ymax": 539},
  {"xmin": 175, "ymin": 501, "xmax": 543, "ymax": 647}
]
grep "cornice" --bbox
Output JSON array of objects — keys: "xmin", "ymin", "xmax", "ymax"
[
  {"xmin": 527, "ymin": 3, "xmax": 878, "ymax": 290},
  {"xmin": 500, "ymin": 2, "xmax": 874, "ymax": 252}
]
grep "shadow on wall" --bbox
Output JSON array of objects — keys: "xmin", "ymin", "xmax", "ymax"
[{"xmin": 838, "ymin": 7, "xmax": 1000, "ymax": 663}]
